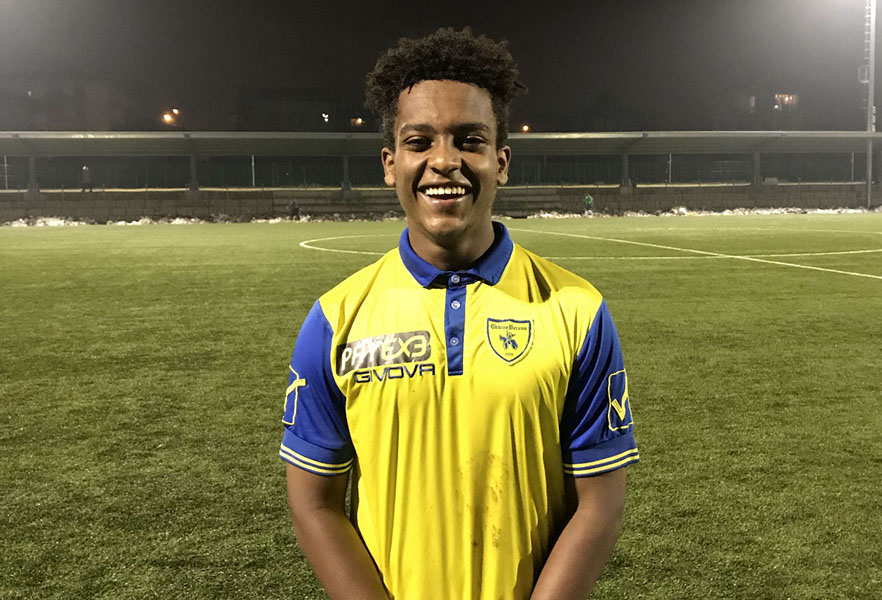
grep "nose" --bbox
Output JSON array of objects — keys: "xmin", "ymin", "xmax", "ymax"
[{"xmin": 428, "ymin": 138, "xmax": 461, "ymax": 175}]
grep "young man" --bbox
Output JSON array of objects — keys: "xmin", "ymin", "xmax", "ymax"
[{"xmin": 280, "ymin": 28, "xmax": 638, "ymax": 599}]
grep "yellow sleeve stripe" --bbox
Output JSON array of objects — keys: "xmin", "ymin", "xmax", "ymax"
[
  {"xmin": 563, "ymin": 447, "xmax": 639, "ymax": 469},
  {"xmin": 279, "ymin": 445, "xmax": 352, "ymax": 474},
  {"xmin": 564, "ymin": 451, "xmax": 640, "ymax": 476},
  {"xmin": 563, "ymin": 448, "xmax": 640, "ymax": 471},
  {"xmin": 280, "ymin": 443, "xmax": 353, "ymax": 469},
  {"xmin": 280, "ymin": 450, "xmax": 351, "ymax": 475}
]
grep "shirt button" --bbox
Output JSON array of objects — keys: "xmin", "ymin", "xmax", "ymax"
[
  {"xmin": 450, "ymin": 300, "xmax": 461, "ymax": 310},
  {"xmin": 450, "ymin": 274, "xmax": 461, "ymax": 284},
  {"xmin": 450, "ymin": 337, "xmax": 459, "ymax": 346}
]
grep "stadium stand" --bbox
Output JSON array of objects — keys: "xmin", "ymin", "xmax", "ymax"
[{"xmin": 1, "ymin": 131, "xmax": 880, "ymax": 220}]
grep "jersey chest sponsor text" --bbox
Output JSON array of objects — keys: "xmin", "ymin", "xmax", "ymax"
[
  {"xmin": 352, "ymin": 362, "xmax": 437, "ymax": 383},
  {"xmin": 336, "ymin": 330, "xmax": 432, "ymax": 376}
]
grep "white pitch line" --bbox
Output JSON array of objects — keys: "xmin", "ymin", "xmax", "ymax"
[
  {"xmin": 748, "ymin": 248, "xmax": 882, "ymax": 258},
  {"xmin": 300, "ymin": 235, "xmax": 386, "ymax": 256},
  {"xmin": 513, "ymin": 228, "xmax": 882, "ymax": 281},
  {"xmin": 301, "ymin": 233, "xmax": 882, "ymax": 267},
  {"xmin": 597, "ymin": 226, "xmax": 882, "ymax": 237},
  {"xmin": 543, "ymin": 255, "xmax": 720, "ymax": 260},
  {"xmin": 545, "ymin": 248, "xmax": 882, "ymax": 260}
]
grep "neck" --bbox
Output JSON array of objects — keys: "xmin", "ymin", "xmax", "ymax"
[{"xmin": 408, "ymin": 221, "xmax": 495, "ymax": 271}]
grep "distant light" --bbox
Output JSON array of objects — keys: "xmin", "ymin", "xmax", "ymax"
[
  {"xmin": 27, "ymin": 90, "xmax": 33, "ymax": 97},
  {"xmin": 172, "ymin": 108, "xmax": 180, "ymax": 115},
  {"xmin": 521, "ymin": 124, "xmax": 530, "ymax": 133},
  {"xmin": 350, "ymin": 117, "xmax": 364, "ymax": 126},
  {"xmin": 162, "ymin": 112, "xmax": 174, "ymax": 123},
  {"xmin": 321, "ymin": 112, "xmax": 330, "ymax": 123},
  {"xmin": 773, "ymin": 93, "xmax": 798, "ymax": 112}
]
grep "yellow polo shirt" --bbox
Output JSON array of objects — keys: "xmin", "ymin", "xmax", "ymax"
[{"xmin": 281, "ymin": 222, "xmax": 638, "ymax": 599}]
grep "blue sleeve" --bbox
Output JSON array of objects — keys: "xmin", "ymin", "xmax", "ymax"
[
  {"xmin": 560, "ymin": 300, "xmax": 639, "ymax": 477},
  {"xmin": 279, "ymin": 300, "xmax": 354, "ymax": 476}
]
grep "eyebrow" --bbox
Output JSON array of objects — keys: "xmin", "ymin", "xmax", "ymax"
[{"xmin": 398, "ymin": 122, "xmax": 492, "ymax": 135}]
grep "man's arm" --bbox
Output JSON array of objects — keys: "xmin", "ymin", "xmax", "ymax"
[
  {"xmin": 531, "ymin": 468, "xmax": 628, "ymax": 600},
  {"xmin": 286, "ymin": 464, "xmax": 389, "ymax": 600}
]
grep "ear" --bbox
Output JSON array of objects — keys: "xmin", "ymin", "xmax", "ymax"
[
  {"xmin": 496, "ymin": 145, "xmax": 511, "ymax": 186},
  {"xmin": 382, "ymin": 147, "xmax": 396, "ymax": 186}
]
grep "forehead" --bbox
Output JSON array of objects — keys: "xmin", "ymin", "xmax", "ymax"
[{"xmin": 395, "ymin": 80, "xmax": 496, "ymax": 135}]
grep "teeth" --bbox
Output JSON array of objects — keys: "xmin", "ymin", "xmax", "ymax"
[{"xmin": 423, "ymin": 186, "xmax": 467, "ymax": 197}]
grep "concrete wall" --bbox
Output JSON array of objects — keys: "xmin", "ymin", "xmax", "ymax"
[
  {"xmin": 588, "ymin": 183, "xmax": 869, "ymax": 213},
  {"xmin": 0, "ymin": 183, "xmax": 872, "ymax": 223}
]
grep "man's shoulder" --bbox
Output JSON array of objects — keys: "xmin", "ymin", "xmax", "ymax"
[
  {"xmin": 508, "ymin": 243, "xmax": 605, "ymax": 306},
  {"xmin": 317, "ymin": 247, "xmax": 402, "ymax": 312}
]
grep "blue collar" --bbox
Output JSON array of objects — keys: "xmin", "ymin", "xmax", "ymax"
[{"xmin": 398, "ymin": 221, "xmax": 513, "ymax": 288}]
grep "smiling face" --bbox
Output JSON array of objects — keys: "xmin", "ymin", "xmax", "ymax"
[{"xmin": 382, "ymin": 80, "xmax": 511, "ymax": 266}]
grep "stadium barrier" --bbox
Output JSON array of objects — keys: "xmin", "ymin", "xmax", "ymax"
[{"xmin": 0, "ymin": 183, "xmax": 871, "ymax": 223}]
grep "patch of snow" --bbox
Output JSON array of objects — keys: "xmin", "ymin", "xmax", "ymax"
[{"xmin": 3, "ymin": 205, "xmax": 878, "ymax": 227}]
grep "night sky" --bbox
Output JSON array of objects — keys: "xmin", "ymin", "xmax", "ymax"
[{"xmin": 0, "ymin": 0, "xmax": 874, "ymax": 131}]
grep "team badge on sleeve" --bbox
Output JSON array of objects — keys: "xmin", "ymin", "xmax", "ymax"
[
  {"xmin": 283, "ymin": 367, "xmax": 307, "ymax": 425},
  {"xmin": 607, "ymin": 369, "xmax": 633, "ymax": 431},
  {"xmin": 487, "ymin": 319, "xmax": 533, "ymax": 364}
]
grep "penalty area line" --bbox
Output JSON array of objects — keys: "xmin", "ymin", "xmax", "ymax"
[{"xmin": 513, "ymin": 228, "xmax": 882, "ymax": 282}]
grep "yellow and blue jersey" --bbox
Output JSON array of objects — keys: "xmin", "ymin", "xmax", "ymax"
[{"xmin": 280, "ymin": 222, "xmax": 638, "ymax": 599}]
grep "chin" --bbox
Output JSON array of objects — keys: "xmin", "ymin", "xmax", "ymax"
[{"xmin": 423, "ymin": 219, "xmax": 467, "ymax": 244}]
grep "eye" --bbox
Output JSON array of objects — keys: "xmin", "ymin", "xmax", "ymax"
[
  {"xmin": 403, "ymin": 136, "xmax": 430, "ymax": 151},
  {"xmin": 461, "ymin": 136, "xmax": 487, "ymax": 150}
]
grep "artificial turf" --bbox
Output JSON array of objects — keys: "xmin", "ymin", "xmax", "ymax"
[{"xmin": 2, "ymin": 213, "xmax": 880, "ymax": 599}]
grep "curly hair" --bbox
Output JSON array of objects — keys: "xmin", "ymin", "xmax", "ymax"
[{"xmin": 365, "ymin": 27, "xmax": 526, "ymax": 149}]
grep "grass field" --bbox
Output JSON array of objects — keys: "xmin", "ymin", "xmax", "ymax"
[{"xmin": 2, "ymin": 213, "xmax": 881, "ymax": 600}]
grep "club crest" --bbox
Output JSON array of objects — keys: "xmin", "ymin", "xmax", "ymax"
[{"xmin": 487, "ymin": 319, "xmax": 533, "ymax": 364}]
